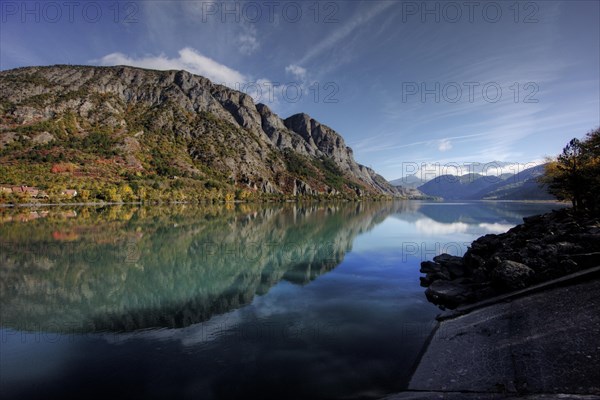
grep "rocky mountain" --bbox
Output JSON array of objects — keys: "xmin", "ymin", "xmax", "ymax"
[
  {"xmin": 0, "ymin": 65, "xmax": 397, "ymax": 202},
  {"xmin": 417, "ymin": 165, "xmax": 554, "ymax": 201},
  {"xmin": 393, "ymin": 184, "xmax": 431, "ymax": 199},
  {"xmin": 389, "ymin": 174, "xmax": 425, "ymax": 189},
  {"xmin": 418, "ymin": 173, "xmax": 504, "ymax": 200},
  {"xmin": 472, "ymin": 164, "xmax": 554, "ymax": 200}
]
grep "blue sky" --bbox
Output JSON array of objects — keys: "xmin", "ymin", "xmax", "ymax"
[{"xmin": 1, "ymin": 0, "xmax": 599, "ymax": 180}]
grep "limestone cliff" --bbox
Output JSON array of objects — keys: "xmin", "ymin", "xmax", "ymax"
[{"xmin": 0, "ymin": 65, "xmax": 397, "ymax": 199}]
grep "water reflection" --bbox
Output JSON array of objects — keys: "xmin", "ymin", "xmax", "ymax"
[
  {"xmin": 1, "ymin": 202, "xmax": 397, "ymax": 332},
  {"xmin": 0, "ymin": 201, "xmax": 565, "ymax": 400},
  {"xmin": 0, "ymin": 201, "xmax": 565, "ymax": 334}
]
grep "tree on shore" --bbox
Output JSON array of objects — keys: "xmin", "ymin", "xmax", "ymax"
[{"xmin": 541, "ymin": 128, "xmax": 600, "ymax": 213}]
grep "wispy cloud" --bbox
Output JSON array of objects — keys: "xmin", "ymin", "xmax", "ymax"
[
  {"xmin": 352, "ymin": 132, "xmax": 490, "ymax": 154},
  {"xmin": 438, "ymin": 139, "xmax": 452, "ymax": 152},
  {"xmin": 237, "ymin": 24, "xmax": 260, "ymax": 56},
  {"xmin": 290, "ymin": 1, "xmax": 394, "ymax": 73},
  {"xmin": 285, "ymin": 64, "xmax": 307, "ymax": 81}
]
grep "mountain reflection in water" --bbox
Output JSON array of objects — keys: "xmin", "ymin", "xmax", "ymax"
[
  {"xmin": 1, "ymin": 202, "xmax": 395, "ymax": 332},
  {"xmin": 0, "ymin": 201, "xmax": 565, "ymax": 334}
]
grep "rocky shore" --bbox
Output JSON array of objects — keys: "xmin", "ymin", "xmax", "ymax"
[{"xmin": 420, "ymin": 208, "xmax": 600, "ymax": 309}]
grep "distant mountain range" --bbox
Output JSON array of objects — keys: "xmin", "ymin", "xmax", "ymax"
[
  {"xmin": 414, "ymin": 164, "xmax": 554, "ymax": 200},
  {"xmin": 389, "ymin": 175, "xmax": 426, "ymax": 189}
]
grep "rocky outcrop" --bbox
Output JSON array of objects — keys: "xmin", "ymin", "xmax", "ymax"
[
  {"xmin": 420, "ymin": 208, "xmax": 600, "ymax": 309},
  {"xmin": 0, "ymin": 65, "xmax": 398, "ymax": 197},
  {"xmin": 393, "ymin": 184, "xmax": 432, "ymax": 200},
  {"xmin": 490, "ymin": 260, "xmax": 535, "ymax": 289}
]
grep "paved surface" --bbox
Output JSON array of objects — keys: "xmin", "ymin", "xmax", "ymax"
[
  {"xmin": 436, "ymin": 266, "xmax": 600, "ymax": 322},
  {"xmin": 385, "ymin": 279, "xmax": 600, "ymax": 400},
  {"xmin": 385, "ymin": 394, "xmax": 600, "ymax": 399}
]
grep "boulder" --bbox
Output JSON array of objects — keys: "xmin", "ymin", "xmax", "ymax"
[
  {"xmin": 433, "ymin": 253, "xmax": 467, "ymax": 278},
  {"xmin": 523, "ymin": 214, "xmax": 544, "ymax": 224},
  {"xmin": 463, "ymin": 251, "xmax": 485, "ymax": 270},
  {"xmin": 419, "ymin": 209, "xmax": 600, "ymax": 309},
  {"xmin": 491, "ymin": 260, "xmax": 535, "ymax": 289},
  {"xmin": 569, "ymin": 252, "xmax": 600, "ymax": 269},
  {"xmin": 420, "ymin": 261, "xmax": 441, "ymax": 274},
  {"xmin": 425, "ymin": 279, "xmax": 472, "ymax": 309},
  {"xmin": 32, "ymin": 131, "xmax": 55, "ymax": 145},
  {"xmin": 433, "ymin": 253, "xmax": 463, "ymax": 266},
  {"xmin": 419, "ymin": 276, "xmax": 433, "ymax": 287},
  {"xmin": 426, "ymin": 270, "xmax": 451, "ymax": 282}
]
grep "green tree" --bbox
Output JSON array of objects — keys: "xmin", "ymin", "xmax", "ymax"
[
  {"xmin": 119, "ymin": 184, "xmax": 136, "ymax": 202},
  {"xmin": 542, "ymin": 128, "xmax": 600, "ymax": 212},
  {"xmin": 105, "ymin": 187, "xmax": 121, "ymax": 203}
]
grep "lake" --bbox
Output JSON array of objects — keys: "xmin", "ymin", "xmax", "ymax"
[{"xmin": 0, "ymin": 201, "xmax": 565, "ymax": 399}]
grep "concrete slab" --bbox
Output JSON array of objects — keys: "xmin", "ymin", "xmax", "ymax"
[
  {"xmin": 406, "ymin": 279, "xmax": 600, "ymax": 396},
  {"xmin": 384, "ymin": 392, "xmax": 600, "ymax": 400}
]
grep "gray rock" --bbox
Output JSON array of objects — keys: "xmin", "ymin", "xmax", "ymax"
[
  {"xmin": 294, "ymin": 179, "xmax": 314, "ymax": 196},
  {"xmin": 31, "ymin": 131, "xmax": 55, "ymax": 145},
  {"xmin": 433, "ymin": 253, "xmax": 466, "ymax": 278},
  {"xmin": 425, "ymin": 279, "xmax": 472, "ymax": 309},
  {"xmin": 491, "ymin": 260, "xmax": 535, "ymax": 289},
  {"xmin": 426, "ymin": 270, "xmax": 451, "ymax": 282},
  {"xmin": 419, "ymin": 209, "xmax": 600, "ymax": 309},
  {"xmin": 569, "ymin": 252, "xmax": 600, "ymax": 269},
  {"xmin": 419, "ymin": 276, "xmax": 433, "ymax": 287},
  {"xmin": 0, "ymin": 131, "xmax": 17, "ymax": 148},
  {"xmin": 419, "ymin": 261, "xmax": 441, "ymax": 274}
]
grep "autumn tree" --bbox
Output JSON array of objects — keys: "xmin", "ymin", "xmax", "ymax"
[{"xmin": 542, "ymin": 128, "xmax": 600, "ymax": 212}]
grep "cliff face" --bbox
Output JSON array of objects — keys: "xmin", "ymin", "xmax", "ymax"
[{"xmin": 0, "ymin": 65, "xmax": 396, "ymax": 198}]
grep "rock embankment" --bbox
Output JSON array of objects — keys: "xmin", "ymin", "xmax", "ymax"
[{"xmin": 420, "ymin": 208, "xmax": 600, "ymax": 309}]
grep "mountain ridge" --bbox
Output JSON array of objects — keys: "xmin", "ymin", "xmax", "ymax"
[
  {"xmin": 0, "ymin": 65, "xmax": 397, "ymax": 202},
  {"xmin": 417, "ymin": 164, "xmax": 554, "ymax": 200}
]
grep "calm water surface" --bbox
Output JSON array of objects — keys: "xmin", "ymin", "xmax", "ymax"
[{"xmin": 0, "ymin": 201, "xmax": 565, "ymax": 399}]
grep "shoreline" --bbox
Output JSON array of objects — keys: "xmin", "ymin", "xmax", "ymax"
[
  {"xmin": 384, "ymin": 208, "xmax": 600, "ymax": 398},
  {"xmin": 0, "ymin": 198, "xmax": 569, "ymax": 208},
  {"xmin": 385, "ymin": 269, "xmax": 600, "ymax": 399},
  {"xmin": 418, "ymin": 207, "xmax": 599, "ymax": 310}
]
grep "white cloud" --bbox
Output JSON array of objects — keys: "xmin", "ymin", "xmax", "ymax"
[
  {"xmin": 98, "ymin": 47, "xmax": 247, "ymax": 88},
  {"xmin": 238, "ymin": 34, "xmax": 259, "ymax": 55},
  {"xmin": 242, "ymin": 78, "xmax": 282, "ymax": 106},
  {"xmin": 285, "ymin": 64, "xmax": 307, "ymax": 81},
  {"xmin": 415, "ymin": 219, "xmax": 469, "ymax": 235},
  {"xmin": 483, "ymin": 160, "xmax": 544, "ymax": 177},
  {"xmin": 478, "ymin": 223, "xmax": 514, "ymax": 234},
  {"xmin": 438, "ymin": 139, "xmax": 452, "ymax": 152},
  {"xmin": 237, "ymin": 25, "xmax": 260, "ymax": 55}
]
